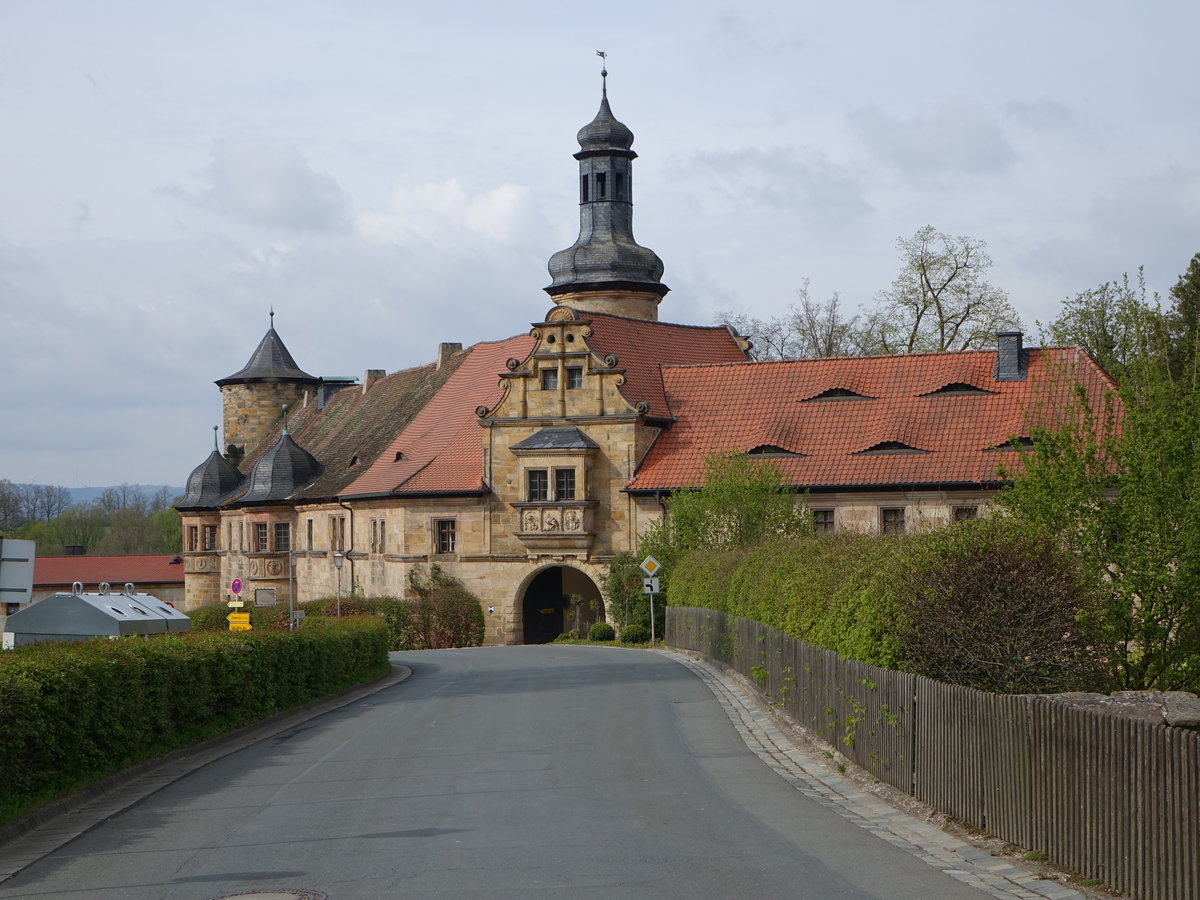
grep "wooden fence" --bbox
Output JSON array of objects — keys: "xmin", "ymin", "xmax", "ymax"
[{"xmin": 667, "ymin": 606, "xmax": 1200, "ymax": 900}]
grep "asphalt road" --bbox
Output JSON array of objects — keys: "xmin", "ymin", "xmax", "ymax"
[{"xmin": 0, "ymin": 646, "xmax": 991, "ymax": 899}]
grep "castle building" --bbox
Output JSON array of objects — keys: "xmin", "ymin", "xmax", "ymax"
[{"xmin": 177, "ymin": 82, "xmax": 1117, "ymax": 643}]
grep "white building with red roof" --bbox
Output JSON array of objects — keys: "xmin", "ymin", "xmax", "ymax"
[{"xmin": 177, "ymin": 81, "xmax": 1117, "ymax": 644}]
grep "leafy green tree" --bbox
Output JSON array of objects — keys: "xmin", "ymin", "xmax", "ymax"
[
  {"xmin": 862, "ymin": 225, "xmax": 1021, "ymax": 354},
  {"xmin": 1041, "ymin": 269, "xmax": 1166, "ymax": 382},
  {"xmin": 1167, "ymin": 252, "xmax": 1200, "ymax": 381},
  {"xmin": 601, "ymin": 552, "xmax": 651, "ymax": 630},
  {"xmin": 639, "ymin": 453, "xmax": 812, "ymax": 598},
  {"xmin": 1000, "ymin": 320, "xmax": 1200, "ymax": 690}
]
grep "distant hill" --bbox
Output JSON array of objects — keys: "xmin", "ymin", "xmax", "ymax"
[{"xmin": 14, "ymin": 485, "xmax": 186, "ymax": 507}]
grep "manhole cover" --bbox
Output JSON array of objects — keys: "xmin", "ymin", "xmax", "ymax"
[{"xmin": 207, "ymin": 892, "xmax": 327, "ymax": 900}]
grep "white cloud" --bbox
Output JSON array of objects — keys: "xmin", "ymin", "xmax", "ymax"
[
  {"xmin": 163, "ymin": 142, "xmax": 350, "ymax": 232},
  {"xmin": 849, "ymin": 100, "xmax": 1017, "ymax": 177},
  {"xmin": 356, "ymin": 179, "xmax": 547, "ymax": 248},
  {"xmin": 682, "ymin": 148, "xmax": 872, "ymax": 225}
]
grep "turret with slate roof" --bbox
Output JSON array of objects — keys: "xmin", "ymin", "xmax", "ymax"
[
  {"xmin": 216, "ymin": 312, "xmax": 320, "ymax": 466},
  {"xmin": 238, "ymin": 405, "xmax": 321, "ymax": 504},
  {"xmin": 546, "ymin": 59, "xmax": 668, "ymax": 321},
  {"xmin": 177, "ymin": 426, "xmax": 245, "ymax": 510}
]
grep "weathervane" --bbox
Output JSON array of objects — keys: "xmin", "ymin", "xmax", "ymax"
[
  {"xmin": 596, "ymin": 50, "xmax": 607, "ymax": 97},
  {"xmin": 269, "ymin": 305, "xmax": 275, "ymax": 328}
]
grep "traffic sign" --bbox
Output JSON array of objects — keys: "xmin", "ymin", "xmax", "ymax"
[
  {"xmin": 227, "ymin": 612, "xmax": 251, "ymax": 624},
  {"xmin": 643, "ymin": 576, "xmax": 660, "ymax": 594},
  {"xmin": 228, "ymin": 623, "xmax": 253, "ymax": 632},
  {"xmin": 640, "ymin": 555, "xmax": 661, "ymax": 576},
  {"xmin": 230, "ymin": 578, "xmax": 243, "ymax": 595},
  {"xmin": 227, "ymin": 599, "xmax": 245, "ymax": 608}
]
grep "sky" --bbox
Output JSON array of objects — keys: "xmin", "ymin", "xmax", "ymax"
[{"xmin": 1, "ymin": 1, "xmax": 1198, "ymax": 488}]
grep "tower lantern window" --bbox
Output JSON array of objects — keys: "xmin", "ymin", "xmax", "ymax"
[
  {"xmin": 580, "ymin": 174, "xmax": 588, "ymax": 202},
  {"xmin": 596, "ymin": 172, "xmax": 606, "ymax": 198}
]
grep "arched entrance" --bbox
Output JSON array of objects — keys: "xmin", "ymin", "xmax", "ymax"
[{"xmin": 520, "ymin": 565, "xmax": 605, "ymax": 644}]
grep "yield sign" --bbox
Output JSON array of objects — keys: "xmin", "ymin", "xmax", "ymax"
[{"xmin": 640, "ymin": 555, "xmax": 661, "ymax": 576}]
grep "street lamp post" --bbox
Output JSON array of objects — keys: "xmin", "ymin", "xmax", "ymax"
[{"xmin": 333, "ymin": 551, "xmax": 344, "ymax": 617}]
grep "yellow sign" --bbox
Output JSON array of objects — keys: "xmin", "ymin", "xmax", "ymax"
[
  {"xmin": 228, "ymin": 622, "xmax": 253, "ymax": 632},
  {"xmin": 227, "ymin": 612, "xmax": 251, "ymax": 624},
  {"xmin": 640, "ymin": 555, "xmax": 661, "ymax": 576},
  {"xmin": 227, "ymin": 600, "xmax": 246, "ymax": 608}
]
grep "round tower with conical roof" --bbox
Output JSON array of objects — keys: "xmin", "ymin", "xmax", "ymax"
[
  {"xmin": 545, "ymin": 66, "xmax": 668, "ymax": 320},
  {"xmin": 215, "ymin": 314, "xmax": 319, "ymax": 466}
]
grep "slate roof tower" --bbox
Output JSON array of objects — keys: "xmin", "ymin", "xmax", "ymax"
[
  {"xmin": 214, "ymin": 313, "xmax": 319, "ymax": 466},
  {"xmin": 546, "ymin": 66, "xmax": 668, "ymax": 321}
]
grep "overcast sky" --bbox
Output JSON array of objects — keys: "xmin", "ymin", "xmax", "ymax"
[{"xmin": 2, "ymin": 1, "xmax": 1197, "ymax": 488}]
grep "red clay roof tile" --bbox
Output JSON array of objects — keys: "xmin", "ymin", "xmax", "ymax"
[
  {"xmin": 628, "ymin": 347, "xmax": 1118, "ymax": 491},
  {"xmin": 342, "ymin": 334, "xmax": 536, "ymax": 497},
  {"xmin": 34, "ymin": 554, "xmax": 184, "ymax": 588}
]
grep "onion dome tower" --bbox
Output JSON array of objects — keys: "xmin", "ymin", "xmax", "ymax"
[
  {"xmin": 177, "ymin": 426, "xmax": 245, "ymax": 509},
  {"xmin": 238, "ymin": 405, "xmax": 320, "ymax": 504},
  {"xmin": 215, "ymin": 312, "xmax": 319, "ymax": 466},
  {"xmin": 545, "ymin": 62, "xmax": 668, "ymax": 321}
]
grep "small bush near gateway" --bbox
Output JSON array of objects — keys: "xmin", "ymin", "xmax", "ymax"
[
  {"xmin": 620, "ymin": 624, "xmax": 650, "ymax": 644},
  {"xmin": 0, "ymin": 618, "xmax": 388, "ymax": 826},
  {"xmin": 588, "ymin": 622, "xmax": 615, "ymax": 642}
]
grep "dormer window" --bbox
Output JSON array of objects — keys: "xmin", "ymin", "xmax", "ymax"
[
  {"xmin": 804, "ymin": 388, "xmax": 872, "ymax": 401},
  {"xmin": 857, "ymin": 441, "xmax": 928, "ymax": 455},
  {"xmin": 746, "ymin": 444, "xmax": 802, "ymax": 457},
  {"xmin": 566, "ymin": 367, "xmax": 583, "ymax": 389},
  {"xmin": 988, "ymin": 436, "xmax": 1035, "ymax": 451},
  {"xmin": 921, "ymin": 382, "xmax": 997, "ymax": 397},
  {"xmin": 541, "ymin": 368, "xmax": 558, "ymax": 390},
  {"xmin": 394, "ymin": 450, "xmax": 405, "ymax": 461}
]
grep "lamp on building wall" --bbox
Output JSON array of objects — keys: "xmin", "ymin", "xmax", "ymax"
[{"xmin": 333, "ymin": 551, "xmax": 344, "ymax": 617}]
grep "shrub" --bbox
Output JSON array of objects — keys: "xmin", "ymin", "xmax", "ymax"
[
  {"xmin": 406, "ymin": 565, "xmax": 485, "ymax": 649},
  {"xmin": 0, "ymin": 618, "xmax": 389, "ymax": 825},
  {"xmin": 304, "ymin": 596, "xmax": 414, "ymax": 650},
  {"xmin": 588, "ymin": 622, "xmax": 615, "ymax": 641},
  {"xmin": 620, "ymin": 624, "xmax": 650, "ymax": 643},
  {"xmin": 889, "ymin": 517, "xmax": 1107, "ymax": 693}
]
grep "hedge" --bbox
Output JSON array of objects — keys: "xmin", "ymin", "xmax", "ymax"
[{"xmin": 0, "ymin": 617, "xmax": 389, "ymax": 825}]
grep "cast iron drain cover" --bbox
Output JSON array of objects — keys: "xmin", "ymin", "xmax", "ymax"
[{"xmin": 207, "ymin": 892, "xmax": 327, "ymax": 900}]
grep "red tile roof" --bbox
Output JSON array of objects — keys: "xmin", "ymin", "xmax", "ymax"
[
  {"xmin": 628, "ymin": 347, "xmax": 1118, "ymax": 491},
  {"xmin": 580, "ymin": 312, "xmax": 748, "ymax": 416},
  {"xmin": 34, "ymin": 554, "xmax": 184, "ymax": 589},
  {"xmin": 342, "ymin": 334, "xmax": 536, "ymax": 497}
]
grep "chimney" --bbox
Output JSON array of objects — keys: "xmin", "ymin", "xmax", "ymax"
[
  {"xmin": 995, "ymin": 331, "xmax": 1026, "ymax": 382},
  {"xmin": 437, "ymin": 342, "xmax": 463, "ymax": 370},
  {"xmin": 362, "ymin": 369, "xmax": 385, "ymax": 394}
]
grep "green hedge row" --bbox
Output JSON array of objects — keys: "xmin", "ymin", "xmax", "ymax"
[
  {"xmin": 0, "ymin": 617, "xmax": 389, "ymax": 825},
  {"xmin": 670, "ymin": 517, "xmax": 1107, "ymax": 693}
]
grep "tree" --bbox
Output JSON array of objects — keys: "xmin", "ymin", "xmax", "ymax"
[
  {"xmin": 600, "ymin": 552, "xmax": 651, "ymax": 630},
  {"xmin": 639, "ymin": 453, "xmax": 813, "ymax": 598},
  {"xmin": 20, "ymin": 484, "xmax": 70, "ymax": 522},
  {"xmin": 717, "ymin": 280, "xmax": 865, "ymax": 360},
  {"xmin": 1166, "ymin": 252, "xmax": 1200, "ymax": 381},
  {"xmin": 862, "ymin": 225, "xmax": 1021, "ymax": 354},
  {"xmin": 1040, "ymin": 269, "xmax": 1166, "ymax": 382},
  {"xmin": 0, "ymin": 479, "xmax": 26, "ymax": 532},
  {"xmin": 999, "ymin": 329, "xmax": 1200, "ymax": 691}
]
